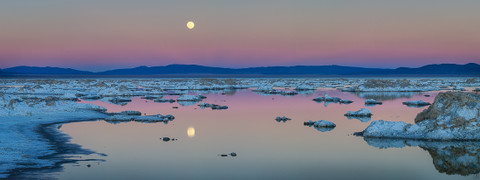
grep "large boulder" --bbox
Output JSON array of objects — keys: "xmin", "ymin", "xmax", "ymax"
[{"xmin": 359, "ymin": 92, "xmax": 480, "ymax": 140}]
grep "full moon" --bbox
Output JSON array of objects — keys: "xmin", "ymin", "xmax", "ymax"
[
  {"xmin": 187, "ymin": 21, "xmax": 195, "ymax": 29},
  {"xmin": 187, "ymin": 126, "xmax": 195, "ymax": 138}
]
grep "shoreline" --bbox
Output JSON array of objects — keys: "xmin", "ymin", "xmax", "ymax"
[{"xmin": 6, "ymin": 119, "xmax": 105, "ymax": 179}]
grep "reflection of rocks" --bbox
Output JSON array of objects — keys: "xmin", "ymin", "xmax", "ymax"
[
  {"xmin": 346, "ymin": 116, "xmax": 371, "ymax": 123},
  {"xmin": 349, "ymin": 91, "xmax": 420, "ymax": 101},
  {"xmin": 361, "ymin": 138, "xmax": 480, "ymax": 176},
  {"xmin": 360, "ymin": 92, "xmax": 480, "ymax": 140}
]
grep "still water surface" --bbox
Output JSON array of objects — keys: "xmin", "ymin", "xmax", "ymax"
[{"xmin": 35, "ymin": 89, "xmax": 480, "ymax": 179}]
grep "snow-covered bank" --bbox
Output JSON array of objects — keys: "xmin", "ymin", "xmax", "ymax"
[
  {"xmin": 0, "ymin": 94, "xmax": 108, "ymax": 178},
  {"xmin": 359, "ymin": 92, "xmax": 480, "ymax": 140}
]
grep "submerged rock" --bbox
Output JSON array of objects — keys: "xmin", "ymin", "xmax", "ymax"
[
  {"xmin": 344, "ymin": 108, "xmax": 372, "ymax": 117},
  {"xmin": 360, "ymin": 92, "xmax": 480, "ymax": 140}
]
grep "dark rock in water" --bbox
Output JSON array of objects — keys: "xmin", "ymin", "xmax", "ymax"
[
  {"xmin": 162, "ymin": 137, "xmax": 171, "ymax": 142},
  {"xmin": 275, "ymin": 116, "xmax": 291, "ymax": 122},
  {"xmin": 220, "ymin": 154, "xmax": 228, "ymax": 157},
  {"xmin": 230, "ymin": 152, "xmax": 237, "ymax": 157},
  {"xmin": 87, "ymin": 164, "xmax": 91, "ymax": 168},
  {"xmin": 211, "ymin": 105, "xmax": 228, "ymax": 110},
  {"xmin": 154, "ymin": 99, "xmax": 176, "ymax": 103}
]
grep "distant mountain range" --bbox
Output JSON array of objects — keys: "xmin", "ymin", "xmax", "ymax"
[{"xmin": 1, "ymin": 63, "xmax": 479, "ymax": 77}]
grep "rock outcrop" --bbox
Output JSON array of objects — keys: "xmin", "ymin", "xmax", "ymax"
[{"xmin": 359, "ymin": 92, "xmax": 480, "ymax": 140}]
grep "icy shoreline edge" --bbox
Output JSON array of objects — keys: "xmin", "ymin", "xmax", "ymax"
[{"xmin": 6, "ymin": 118, "xmax": 107, "ymax": 179}]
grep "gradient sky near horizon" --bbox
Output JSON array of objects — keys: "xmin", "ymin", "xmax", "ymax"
[{"xmin": 0, "ymin": 0, "xmax": 479, "ymax": 71}]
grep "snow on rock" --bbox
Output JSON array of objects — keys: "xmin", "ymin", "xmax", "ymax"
[
  {"xmin": 105, "ymin": 113, "xmax": 175, "ymax": 123},
  {"xmin": 364, "ymin": 99, "xmax": 382, "ymax": 105},
  {"xmin": 304, "ymin": 120, "xmax": 336, "ymax": 127},
  {"xmin": 177, "ymin": 95, "xmax": 204, "ymax": 101},
  {"xmin": 360, "ymin": 92, "xmax": 480, "ymax": 140},
  {"xmin": 344, "ymin": 108, "xmax": 372, "ymax": 117},
  {"xmin": 402, "ymin": 100, "xmax": 431, "ymax": 107},
  {"xmin": 313, "ymin": 94, "xmax": 341, "ymax": 102}
]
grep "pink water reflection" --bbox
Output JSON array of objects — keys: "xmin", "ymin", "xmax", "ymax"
[{"xmin": 54, "ymin": 89, "xmax": 465, "ymax": 180}]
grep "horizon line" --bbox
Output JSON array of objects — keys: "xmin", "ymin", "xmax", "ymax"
[{"xmin": 1, "ymin": 62, "xmax": 479, "ymax": 73}]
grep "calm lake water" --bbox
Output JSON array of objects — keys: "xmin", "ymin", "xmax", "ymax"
[{"xmin": 27, "ymin": 89, "xmax": 480, "ymax": 180}]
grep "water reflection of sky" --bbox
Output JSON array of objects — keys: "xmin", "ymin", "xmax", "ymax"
[{"xmin": 35, "ymin": 90, "xmax": 477, "ymax": 180}]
